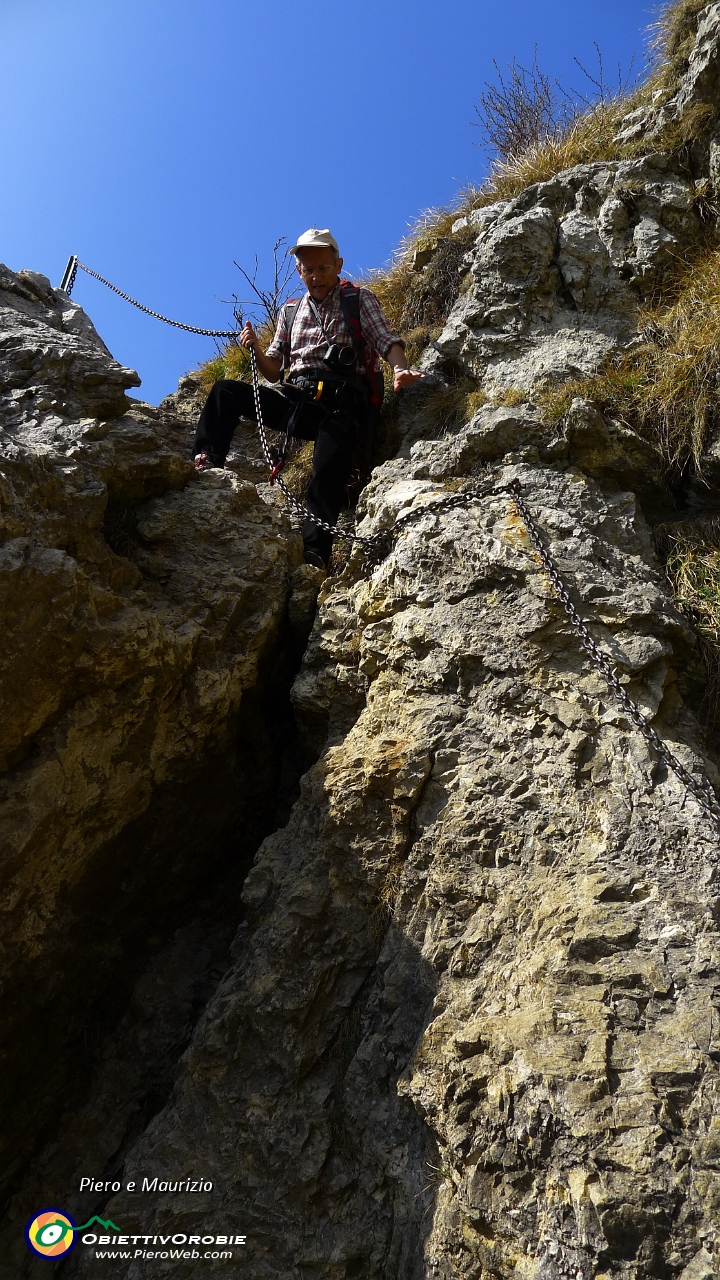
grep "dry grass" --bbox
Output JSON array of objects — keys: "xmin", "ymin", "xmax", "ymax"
[
  {"xmin": 280, "ymin": 440, "xmax": 314, "ymax": 498},
  {"xmin": 538, "ymin": 239, "xmax": 720, "ymax": 474},
  {"xmin": 652, "ymin": 0, "xmax": 716, "ymax": 81},
  {"xmin": 656, "ymin": 518, "xmax": 720, "ymax": 728},
  {"xmin": 661, "ymin": 520, "xmax": 720, "ymax": 642}
]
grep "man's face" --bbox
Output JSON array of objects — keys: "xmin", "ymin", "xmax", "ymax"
[{"xmin": 295, "ymin": 246, "xmax": 343, "ymax": 301}]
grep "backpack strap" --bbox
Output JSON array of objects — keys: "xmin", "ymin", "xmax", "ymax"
[
  {"xmin": 338, "ymin": 281, "xmax": 384, "ymax": 410},
  {"xmin": 281, "ymin": 298, "xmax": 301, "ymax": 370}
]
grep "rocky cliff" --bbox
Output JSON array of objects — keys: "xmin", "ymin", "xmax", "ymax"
[
  {"xmin": 0, "ymin": 264, "xmax": 314, "ymax": 1258},
  {"xmin": 4, "ymin": 6, "xmax": 720, "ymax": 1279}
]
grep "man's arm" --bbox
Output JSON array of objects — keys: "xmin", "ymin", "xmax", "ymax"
[
  {"xmin": 357, "ymin": 288, "xmax": 425, "ymax": 392},
  {"xmin": 386, "ymin": 342, "xmax": 425, "ymax": 392},
  {"xmin": 240, "ymin": 321, "xmax": 283, "ymax": 383}
]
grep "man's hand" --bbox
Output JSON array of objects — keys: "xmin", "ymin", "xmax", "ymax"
[
  {"xmin": 386, "ymin": 341, "xmax": 426, "ymax": 393},
  {"xmin": 240, "ymin": 320, "xmax": 259, "ymax": 351},
  {"xmin": 238, "ymin": 321, "xmax": 283, "ymax": 383},
  {"xmin": 393, "ymin": 367, "xmax": 426, "ymax": 392}
]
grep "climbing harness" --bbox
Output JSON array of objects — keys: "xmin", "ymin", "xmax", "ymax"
[{"xmin": 59, "ymin": 255, "xmax": 720, "ymax": 823}]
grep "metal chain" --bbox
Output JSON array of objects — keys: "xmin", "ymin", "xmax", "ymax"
[
  {"xmin": 56, "ymin": 258, "xmax": 720, "ymax": 821},
  {"xmin": 61, "ymin": 256, "xmax": 238, "ymax": 338},
  {"xmin": 250, "ymin": 348, "xmax": 382, "ymax": 547},
  {"xmin": 249, "ymin": 347, "xmax": 507, "ymax": 552},
  {"xmin": 509, "ymin": 479, "xmax": 720, "ymax": 822}
]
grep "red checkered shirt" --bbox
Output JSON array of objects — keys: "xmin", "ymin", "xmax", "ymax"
[{"xmin": 266, "ymin": 282, "xmax": 402, "ymax": 377}]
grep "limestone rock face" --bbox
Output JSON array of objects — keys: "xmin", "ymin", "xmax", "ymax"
[
  {"xmin": 7, "ymin": 11, "xmax": 720, "ymax": 1280},
  {"xmin": 70, "ymin": 389, "xmax": 720, "ymax": 1278},
  {"xmin": 0, "ymin": 264, "xmax": 139, "ymax": 423},
  {"xmin": 616, "ymin": 4, "xmax": 720, "ymax": 162},
  {"xmin": 0, "ymin": 265, "xmax": 302, "ymax": 1213},
  {"xmin": 424, "ymin": 157, "xmax": 707, "ymax": 394}
]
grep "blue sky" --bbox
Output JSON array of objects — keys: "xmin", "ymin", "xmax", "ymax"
[{"xmin": 1, "ymin": 0, "xmax": 655, "ymax": 403}]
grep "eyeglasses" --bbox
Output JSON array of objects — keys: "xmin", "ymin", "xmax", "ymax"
[{"xmin": 297, "ymin": 262, "xmax": 336, "ymax": 277}]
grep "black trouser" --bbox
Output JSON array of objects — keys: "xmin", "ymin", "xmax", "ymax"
[{"xmin": 193, "ymin": 379, "xmax": 365, "ymax": 565}]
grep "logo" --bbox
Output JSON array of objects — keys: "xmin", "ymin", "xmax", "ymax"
[
  {"xmin": 25, "ymin": 1210, "xmax": 77, "ymax": 1258},
  {"xmin": 25, "ymin": 1212, "xmax": 122, "ymax": 1258}
]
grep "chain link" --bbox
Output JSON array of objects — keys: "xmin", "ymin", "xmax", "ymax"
[
  {"xmin": 509, "ymin": 479, "xmax": 720, "ymax": 822},
  {"xmin": 64, "ymin": 258, "xmax": 238, "ymax": 338},
  {"xmin": 249, "ymin": 348, "xmax": 506, "ymax": 553}
]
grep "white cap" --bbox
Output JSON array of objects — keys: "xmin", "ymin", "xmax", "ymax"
[{"xmin": 289, "ymin": 228, "xmax": 340, "ymax": 256}]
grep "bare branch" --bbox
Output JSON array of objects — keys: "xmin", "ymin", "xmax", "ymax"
[
  {"xmin": 571, "ymin": 42, "xmax": 639, "ymax": 107},
  {"xmin": 230, "ymin": 238, "xmax": 296, "ymax": 331},
  {"xmin": 474, "ymin": 47, "xmax": 573, "ymax": 162}
]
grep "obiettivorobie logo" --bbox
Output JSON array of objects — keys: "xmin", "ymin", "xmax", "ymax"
[
  {"xmin": 26, "ymin": 1209, "xmax": 245, "ymax": 1262},
  {"xmin": 25, "ymin": 1212, "xmax": 119, "ymax": 1258}
]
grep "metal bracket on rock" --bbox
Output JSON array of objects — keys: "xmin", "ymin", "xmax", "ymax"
[{"xmin": 59, "ymin": 256, "xmax": 239, "ymax": 337}]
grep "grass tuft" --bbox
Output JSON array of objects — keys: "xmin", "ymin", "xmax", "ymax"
[
  {"xmin": 656, "ymin": 518, "xmax": 720, "ymax": 731},
  {"xmin": 280, "ymin": 440, "xmax": 314, "ymax": 498},
  {"xmin": 537, "ymin": 240, "xmax": 720, "ymax": 473},
  {"xmin": 652, "ymin": 1, "xmax": 715, "ymax": 79}
]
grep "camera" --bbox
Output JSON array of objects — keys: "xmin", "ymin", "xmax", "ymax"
[{"xmin": 323, "ymin": 343, "xmax": 357, "ymax": 374}]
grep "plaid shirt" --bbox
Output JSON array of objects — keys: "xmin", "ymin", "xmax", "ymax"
[{"xmin": 266, "ymin": 282, "xmax": 402, "ymax": 377}]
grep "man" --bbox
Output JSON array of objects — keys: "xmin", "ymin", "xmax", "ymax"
[{"xmin": 192, "ymin": 228, "xmax": 424, "ymax": 568}]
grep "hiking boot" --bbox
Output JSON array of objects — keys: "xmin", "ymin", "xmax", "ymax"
[
  {"xmin": 194, "ymin": 450, "xmax": 222, "ymax": 472},
  {"xmin": 304, "ymin": 550, "xmax": 326, "ymax": 570}
]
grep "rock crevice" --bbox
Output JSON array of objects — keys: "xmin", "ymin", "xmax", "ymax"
[{"xmin": 5, "ymin": 11, "xmax": 720, "ymax": 1278}]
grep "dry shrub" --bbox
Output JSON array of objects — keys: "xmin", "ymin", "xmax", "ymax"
[{"xmin": 475, "ymin": 52, "xmax": 571, "ymax": 163}]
